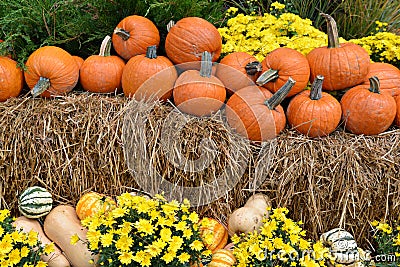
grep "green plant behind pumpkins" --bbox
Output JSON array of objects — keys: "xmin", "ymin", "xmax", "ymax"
[{"xmin": 0, "ymin": 0, "xmax": 225, "ymax": 64}]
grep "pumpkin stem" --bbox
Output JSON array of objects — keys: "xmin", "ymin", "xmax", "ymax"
[
  {"xmin": 99, "ymin": 35, "xmax": 112, "ymax": 57},
  {"xmin": 31, "ymin": 77, "xmax": 50, "ymax": 97},
  {"xmin": 146, "ymin": 45, "xmax": 157, "ymax": 59},
  {"xmin": 256, "ymin": 69, "xmax": 279, "ymax": 86},
  {"xmin": 167, "ymin": 20, "xmax": 175, "ymax": 32},
  {"xmin": 113, "ymin": 27, "xmax": 130, "ymax": 41},
  {"xmin": 368, "ymin": 76, "xmax": 381, "ymax": 94},
  {"xmin": 200, "ymin": 51, "xmax": 213, "ymax": 78},
  {"xmin": 245, "ymin": 61, "xmax": 262, "ymax": 76},
  {"xmin": 320, "ymin": 13, "xmax": 340, "ymax": 48},
  {"xmin": 310, "ymin": 75, "xmax": 324, "ymax": 100},
  {"xmin": 265, "ymin": 77, "xmax": 296, "ymax": 109}
]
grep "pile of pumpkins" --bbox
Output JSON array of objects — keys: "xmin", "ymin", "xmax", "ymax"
[{"xmin": 1, "ymin": 13, "xmax": 400, "ymax": 141}]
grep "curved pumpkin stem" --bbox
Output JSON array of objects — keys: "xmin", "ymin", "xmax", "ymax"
[
  {"xmin": 99, "ymin": 35, "xmax": 112, "ymax": 57},
  {"xmin": 167, "ymin": 20, "xmax": 175, "ymax": 32},
  {"xmin": 256, "ymin": 69, "xmax": 279, "ymax": 86},
  {"xmin": 146, "ymin": 45, "xmax": 157, "ymax": 59},
  {"xmin": 31, "ymin": 77, "xmax": 50, "ymax": 97},
  {"xmin": 200, "ymin": 51, "xmax": 213, "ymax": 78},
  {"xmin": 320, "ymin": 13, "xmax": 340, "ymax": 48},
  {"xmin": 265, "ymin": 77, "xmax": 296, "ymax": 109},
  {"xmin": 368, "ymin": 76, "xmax": 381, "ymax": 94},
  {"xmin": 310, "ymin": 75, "xmax": 324, "ymax": 100},
  {"xmin": 245, "ymin": 61, "xmax": 262, "ymax": 76},
  {"xmin": 113, "ymin": 27, "xmax": 130, "ymax": 41}
]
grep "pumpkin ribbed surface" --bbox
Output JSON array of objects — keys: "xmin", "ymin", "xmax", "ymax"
[
  {"xmin": 208, "ymin": 249, "xmax": 236, "ymax": 267},
  {"xmin": 75, "ymin": 192, "xmax": 116, "ymax": 220},
  {"xmin": 0, "ymin": 56, "xmax": 23, "ymax": 102},
  {"xmin": 199, "ymin": 218, "xmax": 228, "ymax": 252},
  {"xmin": 361, "ymin": 62, "xmax": 400, "ymax": 97}
]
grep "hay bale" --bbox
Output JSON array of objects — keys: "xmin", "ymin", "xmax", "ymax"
[{"xmin": 0, "ymin": 94, "xmax": 399, "ymax": 248}]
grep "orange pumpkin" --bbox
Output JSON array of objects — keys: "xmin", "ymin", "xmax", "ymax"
[
  {"xmin": 72, "ymin": 55, "xmax": 84, "ymax": 69},
  {"xmin": 226, "ymin": 78, "xmax": 295, "ymax": 141},
  {"xmin": 287, "ymin": 75, "xmax": 342, "ymax": 137},
  {"xmin": 165, "ymin": 17, "xmax": 222, "ymax": 66},
  {"xmin": 80, "ymin": 36, "xmax": 125, "ymax": 94},
  {"xmin": 0, "ymin": 56, "xmax": 24, "ymax": 102},
  {"xmin": 199, "ymin": 218, "xmax": 228, "ymax": 253},
  {"xmin": 257, "ymin": 47, "xmax": 309, "ymax": 97},
  {"xmin": 122, "ymin": 45, "xmax": 177, "ymax": 101},
  {"xmin": 216, "ymin": 52, "xmax": 261, "ymax": 95},
  {"xmin": 361, "ymin": 62, "xmax": 400, "ymax": 97},
  {"xmin": 341, "ymin": 76, "xmax": 396, "ymax": 135},
  {"xmin": 112, "ymin": 15, "xmax": 160, "ymax": 61},
  {"xmin": 75, "ymin": 192, "xmax": 116, "ymax": 220},
  {"xmin": 24, "ymin": 46, "xmax": 79, "ymax": 98},
  {"xmin": 307, "ymin": 13, "xmax": 370, "ymax": 91},
  {"xmin": 173, "ymin": 51, "xmax": 226, "ymax": 116},
  {"xmin": 208, "ymin": 249, "xmax": 236, "ymax": 267}
]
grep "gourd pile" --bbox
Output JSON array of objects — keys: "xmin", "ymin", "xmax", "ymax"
[{"xmin": 0, "ymin": 13, "xmax": 399, "ymax": 141}]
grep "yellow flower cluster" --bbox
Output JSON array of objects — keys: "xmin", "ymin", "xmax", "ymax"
[
  {"xmin": 371, "ymin": 220, "xmax": 400, "ymax": 266},
  {"xmin": 0, "ymin": 209, "xmax": 53, "ymax": 267},
  {"xmin": 232, "ymin": 207, "xmax": 333, "ymax": 267},
  {"xmin": 75, "ymin": 193, "xmax": 208, "ymax": 267}
]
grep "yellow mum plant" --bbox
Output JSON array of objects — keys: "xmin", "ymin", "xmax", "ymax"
[
  {"xmin": 370, "ymin": 220, "xmax": 400, "ymax": 266},
  {"xmin": 0, "ymin": 209, "xmax": 53, "ymax": 267},
  {"xmin": 74, "ymin": 193, "xmax": 209, "ymax": 267},
  {"xmin": 232, "ymin": 207, "xmax": 333, "ymax": 267}
]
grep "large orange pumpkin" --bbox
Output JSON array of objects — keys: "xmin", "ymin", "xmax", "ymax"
[
  {"xmin": 361, "ymin": 62, "xmax": 400, "ymax": 97},
  {"xmin": 72, "ymin": 55, "xmax": 84, "ymax": 69},
  {"xmin": 80, "ymin": 36, "xmax": 125, "ymax": 94},
  {"xmin": 341, "ymin": 76, "xmax": 396, "ymax": 135},
  {"xmin": 24, "ymin": 46, "xmax": 79, "ymax": 98},
  {"xmin": 75, "ymin": 192, "xmax": 116, "ymax": 220},
  {"xmin": 112, "ymin": 15, "xmax": 160, "ymax": 61},
  {"xmin": 199, "ymin": 218, "xmax": 228, "ymax": 253},
  {"xmin": 0, "ymin": 56, "xmax": 24, "ymax": 102},
  {"xmin": 307, "ymin": 13, "xmax": 370, "ymax": 91},
  {"xmin": 287, "ymin": 75, "xmax": 342, "ymax": 137},
  {"xmin": 173, "ymin": 51, "xmax": 226, "ymax": 116},
  {"xmin": 165, "ymin": 17, "xmax": 222, "ymax": 66},
  {"xmin": 226, "ymin": 78, "xmax": 295, "ymax": 141},
  {"xmin": 122, "ymin": 45, "xmax": 177, "ymax": 101},
  {"xmin": 216, "ymin": 52, "xmax": 261, "ymax": 95},
  {"xmin": 257, "ymin": 47, "xmax": 309, "ymax": 97},
  {"xmin": 208, "ymin": 249, "xmax": 236, "ymax": 267}
]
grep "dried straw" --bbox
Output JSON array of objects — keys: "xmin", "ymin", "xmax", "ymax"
[{"xmin": 0, "ymin": 94, "xmax": 398, "ymax": 248}]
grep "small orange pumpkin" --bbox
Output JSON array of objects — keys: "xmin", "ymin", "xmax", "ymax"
[
  {"xmin": 112, "ymin": 15, "xmax": 160, "ymax": 61},
  {"xmin": 257, "ymin": 47, "xmax": 309, "ymax": 97},
  {"xmin": 24, "ymin": 46, "xmax": 79, "ymax": 98},
  {"xmin": 80, "ymin": 35, "xmax": 125, "ymax": 94},
  {"xmin": 75, "ymin": 192, "xmax": 116, "ymax": 220},
  {"xmin": 361, "ymin": 62, "xmax": 400, "ymax": 97},
  {"xmin": 208, "ymin": 249, "xmax": 236, "ymax": 267},
  {"xmin": 226, "ymin": 78, "xmax": 295, "ymax": 141},
  {"xmin": 173, "ymin": 51, "xmax": 226, "ymax": 116},
  {"xmin": 341, "ymin": 76, "xmax": 396, "ymax": 135},
  {"xmin": 122, "ymin": 45, "xmax": 177, "ymax": 101},
  {"xmin": 0, "ymin": 56, "xmax": 24, "ymax": 102},
  {"xmin": 287, "ymin": 75, "xmax": 342, "ymax": 137},
  {"xmin": 199, "ymin": 218, "xmax": 228, "ymax": 253},
  {"xmin": 216, "ymin": 52, "xmax": 261, "ymax": 95}
]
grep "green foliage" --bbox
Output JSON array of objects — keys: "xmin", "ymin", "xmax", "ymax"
[{"xmin": 0, "ymin": 0, "xmax": 225, "ymax": 64}]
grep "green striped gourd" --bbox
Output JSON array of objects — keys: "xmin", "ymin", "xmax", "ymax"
[
  {"xmin": 18, "ymin": 186, "xmax": 53, "ymax": 218},
  {"xmin": 320, "ymin": 228, "xmax": 359, "ymax": 265}
]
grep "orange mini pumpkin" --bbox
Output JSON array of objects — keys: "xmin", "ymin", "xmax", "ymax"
[
  {"xmin": 226, "ymin": 78, "xmax": 295, "ymax": 141},
  {"xmin": 257, "ymin": 47, "xmax": 309, "ymax": 97},
  {"xmin": 361, "ymin": 62, "xmax": 400, "ymax": 97},
  {"xmin": 307, "ymin": 13, "xmax": 370, "ymax": 91},
  {"xmin": 341, "ymin": 76, "xmax": 396, "ymax": 135},
  {"xmin": 80, "ymin": 35, "xmax": 125, "ymax": 93},
  {"xmin": 0, "ymin": 56, "xmax": 24, "ymax": 102},
  {"xmin": 287, "ymin": 75, "xmax": 342, "ymax": 137},
  {"xmin": 199, "ymin": 218, "xmax": 228, "ymax": 253},
  {"xmin": 173, "ymin": 51, "xmax": 226, "ymax": 116},
  {"xmin": 208, "ymin": 249, "xmax": 236, "ymax": 267},
  {"xmin": 75, "ymin": 192, "xmax": 116, "ymax": 220},
  {"xmin": 122, "ymin": 45, "xmax": 177, "ymax": 101},
  {"xmin": 112, "ymin": 15, "xmax": 160, "ymax": 61},
  {"xmin": 24, "ymin": 46, "xmax": 79, "ymax": 98}
]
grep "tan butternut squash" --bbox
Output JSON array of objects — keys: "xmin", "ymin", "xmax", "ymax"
[
  {"xmin": 13, "ymin": 216, "xmax": 71, "ymax": 267},
  {"xmin": 44, "ymin": 205, "xmax": 98, "ymax": 267},
  {"xmin": 244, "ymin": 193, "xmax": 272, "ymax": 216},
  {"xmin": 227, "ymin": 207, "xmax": 263, "ymax": 236}
]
